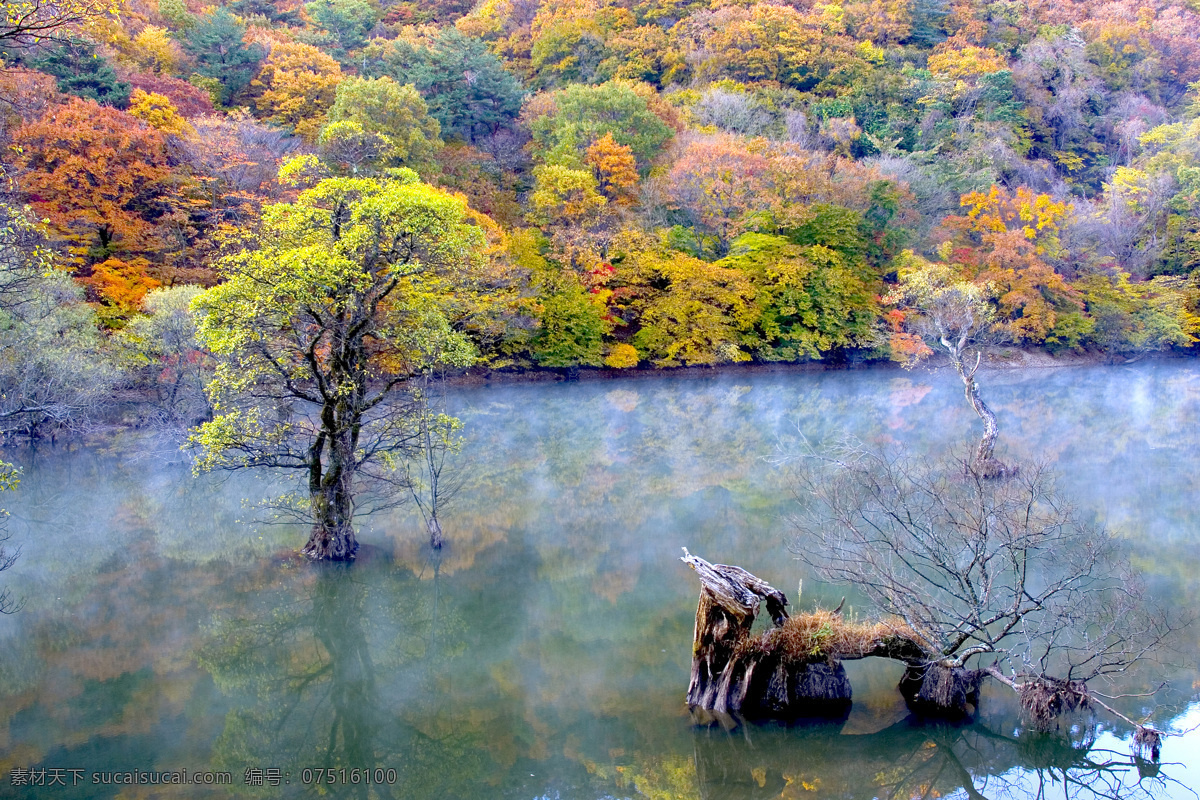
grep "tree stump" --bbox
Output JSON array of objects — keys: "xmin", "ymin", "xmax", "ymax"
[
  {"xmin": 898, "ymin": 663, "xmax": 984, "ymax": 718},
  {"xmin": 681, "ymin": 550, "xmax": 851, "ymax": 719}
]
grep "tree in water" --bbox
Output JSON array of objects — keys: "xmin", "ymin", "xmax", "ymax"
[
  {"xmin": 189, "ymin": 162, "xmax": 486, "ymax": 560},
  {"xmin": 0, "ymin": 461, "xmax": 21, "ymax": 614},
  {"xmin": 404, "ymin": 379, "xmax": 464, "ymax": 549},
  {"xmin": 887, "ymin": 252, "xmax": 1009, "ymax": 476},
  {"xmin": 783, "ymin": 440, "xmax": 1178, "ymax": 756}
]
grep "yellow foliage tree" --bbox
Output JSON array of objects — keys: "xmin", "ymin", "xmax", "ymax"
[
  {"xmin": 959, "ymin": 185, "xmax": 1070, "ymax": 255},
  {"xmin": 529, "ymin": 164, "xmax": 607, "ymax": 227},
  {"xmin": 129, "ymin": 89, "xmax": 195, "ymax": 136},
  {"xmin": 926, "ymin": 44, "xmax": 1007, "ymax": 81},
  {"xmin": 252, "ymin": 41, "xmax": 343, "ymax": 141},
  {"xmin": 131, "ymin": 25, "xmax": 183, "ymax": 74}
]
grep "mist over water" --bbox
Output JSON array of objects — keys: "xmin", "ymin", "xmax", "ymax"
[{"xmin": 0, "ymin": 361, "xmax": 1198, "ymax": 799}]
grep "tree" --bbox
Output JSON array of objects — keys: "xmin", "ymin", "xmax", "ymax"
[
  {"xmin": 585, "ymin": 132, "xmax": 638, "ymax": 204},
  {"xmin": 182, "ymin": 8, "xmax": 266, "ymax": 105},
  {"xmin": 0, "ymin": 461, "xmax": 20, "ymax": 614},
  {"xmin": 676, "ymin": 4, "xmax": 872, "ymax": 94},
  {"xmin": 250, "ymin": 41, "xmax": 342, "ymax": 141},
  {"xmin": 720, "ymin": 233, "xmax": 879, "ymax": 361},
  {"xmin": 531, "ymin": 271, "xmax": 606, "ymax": 367},
  {"xmin": 317, "ymin": 120, "xmax": 393, "ymax": 176},
  {"xmin": 31, "ymin": 38, "xmax": 130, "ymax": 107},
  {"xmin": 128, "ymin": 25, "xmax": 185, "ymax": 74},
  {"xmin": 126, "ymin": 73, "xmax": 215, "ymax": 118},
  {"xmin": 128, "ymin": 89, "xmax": 194, "ymax": 136},
  {"xmin": 0, "ymin": 196, "xmax": 116, "ymax": 437},
  {"xmin": 888, "ymin": 252, "xmax": 1008, "ymax": 475},
  {"xmin": 625, "ymin": 246, "xmax": 758, "ymax": 366},
  {"xmin": 523, "ymin": 80, "xmax": 674, "ymax": 172},
  {"xmin": 304, "ymin": 0, "xmax": 380, "ymax": 61},
  {"xmin": 13, "ymin": 97, "xmax": 173, "ymax": 265},
  {"xmin": 324, "ymin": 76, "xmax": 443, "ymax": 170},
  {"xmin": 121, "ymin": 285, "xmax": 212, "ymax": 425},
  {"xmin": 363, "ymin": 28, "xmax": 526, "ymax": 144},
  {"xmin": 0, "ymin": 0, "xmax": 114, "ymax": 47},
  {"xmin": 189, "ymin": 167, "xmax": 487, "ymax": 561},
  {"xmin": 785, "ymin": 441, "xmax": 1175, "ymax": 757},
  {"xmin": 665, "ymin": 135, "xmax": 772, "ymax": 256}
]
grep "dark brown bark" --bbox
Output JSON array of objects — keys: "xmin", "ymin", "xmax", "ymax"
[
  {"xmin": 898, "ymin": 663, "xmax": 984, "ymax": 718},
  {"xmin": 302, "ymin": 424, "xmax": 360, "ymax": 561},
  {"xmin": 682, "ymin": 550, "xmax": 851, "ymax": 718}
]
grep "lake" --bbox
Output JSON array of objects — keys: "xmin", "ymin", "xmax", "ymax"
[{"xmin": 0, "ymin": 361, "xmax": 1197, "ymax": 799}]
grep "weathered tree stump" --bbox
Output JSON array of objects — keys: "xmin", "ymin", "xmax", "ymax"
[
  {"xmin": 898, "ymin": 663, "xmax": 984, "ymax": 718},
  {"xmin": 681, "ymin": 549, "xmax": 852, "ymax": 719}
]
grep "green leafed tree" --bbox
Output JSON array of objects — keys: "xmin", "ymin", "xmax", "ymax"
[
  {"xmin": 324, "ymin": 76, "xmax": 443, "ymax": 172},
  {"xmin": 182, "ymin": 8, "xmax": 266, "ymax": 105},
  {"xmin": 720, "ymin": 233, "xmax": 879, "ymax": 361},
  {"xmin": 188, "ymin": 166, "xmax": 486, "ymax": 561},
  {"xmin": 524, "ymin": 80, "xmax": 674, "ymax": 172},
  {"xmin": 532, "ymin": 272, "xmax": 606, "ymax": 367},
  {"xmin": 304, "ymin": 0, "xmax": 380, "ymax": 61},
  {"xmin": 363, "ymin": 29, "xmax": 526, "ymax": 144},
  {"xmin": 32, "ymin": 39, "xmax": 130, "ymax": 107}
]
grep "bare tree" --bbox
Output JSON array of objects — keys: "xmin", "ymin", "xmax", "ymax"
[
  {"xmin": 403, "ymin": 379, "xmax": 464, "ymax": 549},
  {"xmin": 892, "ymin": 256, "xmax": 1009, "ymax": 475},
  {"xmin": 786, "ymin": 440, "xmax": 1179, "ymax": 753},
  {"xmin": 0, "ymin": 462, "xmax": 21, "ymax": 614}
]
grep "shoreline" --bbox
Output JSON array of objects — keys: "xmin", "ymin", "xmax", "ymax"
[
  {"xmin": 3, "ymin": 347, "xmax": 1189, "ymax": 448},
  {"xmin": 441, "ymin": 347, "xmax": 1177, "ymax": 388}
]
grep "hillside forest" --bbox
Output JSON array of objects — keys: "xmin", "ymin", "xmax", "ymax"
[{"xmin": 3, "ymin": 0, "xmax": 1200, "ymax": 433}]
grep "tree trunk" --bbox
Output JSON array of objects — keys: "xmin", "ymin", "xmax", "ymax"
[
  {"xmin": 303, "ymin": 433, "xmax": 359, "ymax": 561},
  {"xmin": 681, "ymin": 551, "xmax": 851, "ymax": 719},
  {"xmin": 303, "ymin": 481, "xmax": 358, "ymax": 560},
  {"xmin": 948, "ymin": 349, "xmax": 1007, "ymax": 478},
  {"xmin": 898, "ymin": 663, "xmax": 984, "ymax": 718}
]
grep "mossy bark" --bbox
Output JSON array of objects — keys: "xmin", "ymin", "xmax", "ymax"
[{"xmin": 683, "ymin": 551, "xmax": 851, "ymax": 719}]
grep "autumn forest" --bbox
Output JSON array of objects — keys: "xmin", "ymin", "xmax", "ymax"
[{"xmin": 2, "ymin": 0, "xmax": 1200, "ymax": 428}]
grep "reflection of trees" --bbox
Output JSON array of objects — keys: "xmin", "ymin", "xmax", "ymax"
[
  {"xmin": 689, "ymin": 718, "xmax": 1184, "ymax": 800},
  {"xmin": 199, "ymin": 557, "xmax": 534, "ymax": 799}
]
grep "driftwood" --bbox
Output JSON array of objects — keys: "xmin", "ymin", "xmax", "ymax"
[
  {"xmin": 681, "ymin": 552, "xmax": 1169, "ymax": 762},
  {"xmin": 682, "ymin": 549, "xmax": 851, "ymax": 718},
  {"xmin": 682, "ymin": 550, "xmax": 989, "ymax": 721}
]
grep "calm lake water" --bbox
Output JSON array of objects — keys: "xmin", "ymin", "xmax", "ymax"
[{"xmin": 0, "ymin": 361, "xmax": 1198, "ymax": 799}]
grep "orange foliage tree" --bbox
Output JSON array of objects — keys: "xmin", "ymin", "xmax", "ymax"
[
  {"xmin": 81, "ymin": 257, "xmax": 162, "ymax": 317},
  {"xmin": 585, "ymin": 132, "xmax": 638, "ymax": 204},
  {"xmin": 13, "ymin": 97, "xmax": 173, "ymax": 265},
  {"xmin": 666, "ymin": 135, "xmax": 772, "ymax": 255},
  {"xmin": 944, "ymin": 186, "xmax": 1079, "ymax": 343}
]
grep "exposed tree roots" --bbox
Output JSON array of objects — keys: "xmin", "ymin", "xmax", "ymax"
[{"xmin": 681, "ymin": 551, "xmax": 1169, "ymax": 761}]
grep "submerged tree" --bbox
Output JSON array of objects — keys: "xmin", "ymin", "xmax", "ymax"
[
  {"xmin": 189, "ymin": 164, "xmax": 485, "ymax": 560},
  {"xmin": 785, "ymin": 441, "xmax": 1176, "ymax": 754},
  {"xmin": 0, "ymin": 461, "xmax": 21, "ymax": 614},
  {"xmin": 888, "ymin": 252, "xmax": 1009, "ymax": 476},
  {"xmin": 403, "ymin": 378, "xmax": 464, "ymax": 550}
]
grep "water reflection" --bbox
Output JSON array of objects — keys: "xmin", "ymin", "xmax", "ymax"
[
  {"xmin": 0, "ymin": 363, "xmax": 1197, "ymax": 799},
  {"xmin": 692, "ymin": 718, "xmax": 1180, "ymax": 800}
]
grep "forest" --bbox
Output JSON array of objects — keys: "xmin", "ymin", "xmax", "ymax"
[{"xmin": 2, "ymin": 0, "xmax": 1200, "ymax": 435}]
